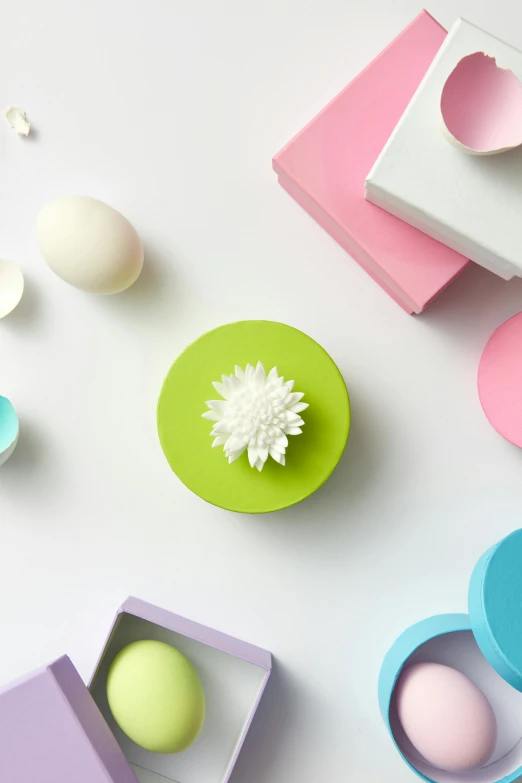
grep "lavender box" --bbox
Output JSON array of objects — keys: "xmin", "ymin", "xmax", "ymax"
[
  {"xmin": 89, "ymin": 597, "xmax": 272, "ymax": 783},
  {"xmin": 0, "ymin": 598, "xmax": 272, "ymax": 783},
  {"xmin": 0, "ymin": 655, "xmax": 137, "ymax": 783}
]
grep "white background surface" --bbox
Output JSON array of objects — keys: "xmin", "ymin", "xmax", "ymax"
[{"xmin": 2, "ymin": 1, "xmax": 522, "ymax": 782}]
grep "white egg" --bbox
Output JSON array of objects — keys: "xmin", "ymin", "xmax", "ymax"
[
  {"xmin": 0, "ymin": 260, "xmax": 24, "ymax": 318},
  {"xmin": 36, "ymin": 196, "xmax": 144, "ymax": 295}
]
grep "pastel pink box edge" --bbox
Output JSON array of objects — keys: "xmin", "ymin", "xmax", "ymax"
[
  {"xmin": 273, "ymin": 10, "xmax": 470, "ymax": 314},
  {"xmin": 478, "ymin": 312, "xmax": 522, "ymax": 448}
]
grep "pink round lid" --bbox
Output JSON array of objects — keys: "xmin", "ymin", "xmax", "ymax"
[{"xmin": 478, "ymin": 313, "xmax": 522, "ymax": 447}]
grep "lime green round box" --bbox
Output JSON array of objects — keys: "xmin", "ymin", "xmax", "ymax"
[{"xmin": 157, "ymin": 321, "xmax": 350, "ymax": 514}]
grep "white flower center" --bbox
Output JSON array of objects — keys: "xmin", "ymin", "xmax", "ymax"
[{"xmin": 202, "ymin": 362, "xmax": 308, "ymax": 471}]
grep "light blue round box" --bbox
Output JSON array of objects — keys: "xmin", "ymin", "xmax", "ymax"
[{"xmin": 379, "ymin": 529, "xmax": 522, "ymax": 783}]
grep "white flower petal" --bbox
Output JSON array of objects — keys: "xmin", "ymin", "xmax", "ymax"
[
  {"xmin": 274, "ymin": 433, "xmax": 289, "ymax": 448},
  {"xmin": 254, "ymin": 362, "xmax": 266, "ymax": 388},
  {"xmin": 235, "ymin": 365, "xmax": 245, "ymax": 379},
  {"xmin": 225, "ymin": 436, "xmax": 247, "ymax": 452},
  {"xmin": 255, "ymin": 457, "xmax": 264, "ymax": 471},
  {"xmin": 272, "ymin": 385, "xmax": 290, "ymax": 400},
  {"xmin": 228, "ymin": 446, "xmax": 247, "ymax": 463},
  {"xmin": 290, "ymin": 402, "xmax": 309, "ymax": 413},
  {"xmin": 286, "ymin": 427, "xmax": 302, "ymax": 435},
  {"xmin": 267, "ymin": 366, "xmax": 279, "ymax": 383},
  {"xmin": 212, "ymin": 420, "xmax": 233, "ymax": 434},
  {"xmin": 248, "ymin": 447, "xmax": 259, "ymax": 468},
  {"xmin": 212, "ymin": 381, "xmax": 229, "ymax": 399},
  {"xmin": 202, "ymin": 411, "xmax": 220, "ymax": 421},
  {"xmin": 284, "ymin": 410, "xmax": 303, "ymax": 423},
  {"xmin": 283, "ymin": 418, "xmax": 304, "ymax": 430},
  {"xmin": 206, "ymin": 399, "xmax": 228, "ymax": 414},
  {"xmin": 257, "ymin": 445, "xmax": 269, "ymax": 463},
  {"xmin": 269, "ymin": 447, "xmax": 285, "ymax": 463},
  {"xmin": 212, "ymin": 435, "xmax": 228, "ymax": 447},
  {"xmin": 286, "ymin": 392, "xmax": 304, "ymax": 406}
]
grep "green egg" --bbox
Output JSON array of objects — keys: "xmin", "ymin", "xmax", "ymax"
[{"xmin": 106, "ymin": 640, "xmax": 205, "ymax": 754}]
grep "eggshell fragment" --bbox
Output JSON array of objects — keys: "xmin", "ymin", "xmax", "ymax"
[
  {"xmin": 395, "ymin": 662, "xmax": 497, "ymax": 772},
  {"xmin": 4, "ymin": 106, "xmax": 30, "ymax": 136},
  {"xmin": 0, "ymin": 396, "xmax": 19, "ymax": 466},
  {"xmin": 0, "ymin": 260, "xmax": 24, "ymax": 318},
  {"xmin": 441, "ymin": 52, "xmax": 522, "ymax": 154},
  {"xmin": 36, "ymin": 196, "xmax": 144, "ymax": 295}
]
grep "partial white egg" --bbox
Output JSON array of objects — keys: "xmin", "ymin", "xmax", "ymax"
[
  {"xmin": 0, "ymin": 260, "xmax": 24, "ymax": 318},
  {"xmin": 36, "ymin": 196, "xmax": 144, "ymax": 295}
]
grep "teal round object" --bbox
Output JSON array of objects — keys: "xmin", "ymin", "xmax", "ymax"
[
  {"xmin": 468, "ymin": 528, "xmax": 522, "ymax": 692},
  {"xmin": 378, "ymin": 614, "xmax": 472, "ymax": 783},
  {"xmin": 379, "ymin": 530, "xmax": 522, "ymax": 783},
  {"xmin": 0, "ymin": 395, "xmax": 19, "ymax": 466}
]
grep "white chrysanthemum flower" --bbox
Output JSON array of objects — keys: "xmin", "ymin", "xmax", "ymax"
[{"xmin": 202, "ymin": 362, "xmax": 308, "ymax": 471}]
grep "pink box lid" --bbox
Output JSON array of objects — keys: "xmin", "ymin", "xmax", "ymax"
[
  {"xmin": 273, "ymin": 10, "xmax": 470, "ymax": 314},
  {"xmin": 0, "ymin": 655, "xmax": 138, "ymax": 783}
]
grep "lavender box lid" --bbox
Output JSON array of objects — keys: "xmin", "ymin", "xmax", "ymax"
[{"xmin": 0, "ymin": 655, "xmax": 138, "ymax": 783}]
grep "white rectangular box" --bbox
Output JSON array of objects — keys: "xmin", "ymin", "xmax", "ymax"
[{"xmin": 365, "ymin": 19, "xmax": 522, "ymax": 280}]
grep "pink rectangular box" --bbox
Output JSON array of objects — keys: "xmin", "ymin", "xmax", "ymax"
[{"xmin": 273, "ymin": 11, "xmax": 470, "ymax": 314}]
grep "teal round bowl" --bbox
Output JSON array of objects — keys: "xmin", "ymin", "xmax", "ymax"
[{"xmin": 0, "ymin": 395, "xmax": 19, "ymax": 466}]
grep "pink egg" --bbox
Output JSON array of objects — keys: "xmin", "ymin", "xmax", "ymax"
[{"xmin": 395, "ymin": 662, "xmax": 497, "ymax": 772}]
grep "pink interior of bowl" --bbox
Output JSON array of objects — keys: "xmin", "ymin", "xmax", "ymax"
[{"xmin": 441, "ymin": 52, "xmax": 522, "ymax": 152}]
